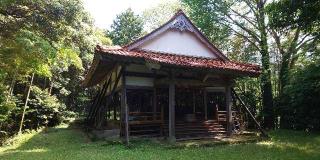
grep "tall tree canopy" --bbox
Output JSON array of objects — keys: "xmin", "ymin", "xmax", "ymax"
[
  {"xmin": 0, "ymin": 0, "xmax": 111, "ymax": 139},
  {"xmin": 267, "ymin": 0, "xmax": 320, "ymax": 95},
  {"xmin": 142, "ymin": 1, "xmax": 183, "ymax": 32},
  {"xmin": 182, "ymin": 0, "xmax": 231, "ymax": 50},
  {"xmin": 266, "ymin": 0, "xmax": 320, "ymax": 131},
  {"xmin": 107, "ymin": 8, "xmax": 144, "ymax": 46},
  {"xmin": 267, "ymin": 0, "xmax": 320, "ymax": 34}
]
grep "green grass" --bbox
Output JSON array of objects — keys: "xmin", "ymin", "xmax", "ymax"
[{"xmin": 1, "ymin": 124, "xmax": 320, "ymax": 160}]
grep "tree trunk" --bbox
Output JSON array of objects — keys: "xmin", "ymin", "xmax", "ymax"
[
  {"xmin": 257, "ymin": 0, "xmax": 274, "ymax": 129},
  {"xmin": 8, "ymin": 71, "xmax": 17, "ymax": 97},
  {"xmin": 18, "ymin": 73, "xmax": 35, "ymax": 134},
  {"xmin": 49, "ymin": 81, "xmax": 53, "ymax": 95},
  {"xmin": 279, "ymin": 52, "xmax": 291, "ymax": 95},
  {"xmin": 279, "ymin": 29, "xmax": 300, "ymax": 95}
]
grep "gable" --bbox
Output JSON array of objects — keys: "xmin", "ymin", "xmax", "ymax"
[
  {"xmin": 126, "ymin": 11, "xmax": 228, "ymax": 60},
  {"xmin": 138, "ymin": 29, "xmax": 217, "ymax": 58}
]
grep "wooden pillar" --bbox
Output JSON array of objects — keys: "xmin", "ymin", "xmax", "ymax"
[
  {"xmin": 215, "ymin": 104, "xmax": 219, "ymax": 121},
  {"xmin": 153, "ymin": 88, "xmax": 157, "ymax": 120},
  {"xmin": 204, "ymin": 89, "xmax": 208, "ymax": 120},
  {"xmin": 193, "ymin": 90, "xmax": 196, "ymax": 113},
  {"xmin": 225, "ymin": 85, "xmax": 233, "ymax": 136},
  {"xmin": 113, "ymin": 94, "xmax": 117, "ymax": 120},
  {"xmin": 108, "ymin": 102, "xmax": 111, "ymax": 120},
  {"xmin": 121, "ymin": 67, "xmax": 129, "ymax": 145},
  {"xmin": 168, "ymin": 73, "xmax": 175, "ymax": 142}
]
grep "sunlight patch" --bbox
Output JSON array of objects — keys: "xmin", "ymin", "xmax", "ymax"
[
  {"xmin": 10, "ymin": 148, "xmax": 47, "ymax": 153},
  {"xmin": 0, "ymin": 129, "xmax": 44, "ymax": 153},
  {"xmin": 257, "ymin": 141, "xmax": 274, "ymax": 146}
]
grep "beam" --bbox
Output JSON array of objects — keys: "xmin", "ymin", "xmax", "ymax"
[
  {"xmin": 96, "ymin": 67, "xmax": 123, "ymax": 128},
  {"xmin": 225, "ymin": 85, "xmax": 233, "ymax": 136},
  {"xmin": 231, "ymin": 88, "xmax": 268, "ymax": 137},
  {"xmin": 86, "ymin": 74, "xmax": 112, "ymax": 127},
  {"xmin": 155, "ymin": 77, "xmax": 228, "ymax": 87},
  {"xmin": 168, "ymin": 72, "xmax": 176, "ymax": 142}
]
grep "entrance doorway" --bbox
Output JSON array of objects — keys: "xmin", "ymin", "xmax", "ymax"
[{"xmin": 206, "ymin": 91, "xmax": 226, "ymax": 120}]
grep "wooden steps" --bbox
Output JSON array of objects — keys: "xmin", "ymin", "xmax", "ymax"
[
  {"xmin": 128, "ymin": 114, "xmax": 231, "ymax": 139},
  {"xmin": 129, "ymin": 123, "xmax": 162, "ymax": 136},
  {"xmin": 163, "ymin": 120, "xmax": 227, "ymax": 139}
]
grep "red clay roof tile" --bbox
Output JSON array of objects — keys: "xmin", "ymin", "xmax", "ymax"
[{"xmin": 96, "ymin": 45, "xmax": 261, "ymax": 76}]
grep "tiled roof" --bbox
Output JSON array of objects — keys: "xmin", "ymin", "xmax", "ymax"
[{"xmin": 96, "ymin": 45, "xmax": 261, "ymax": 76}]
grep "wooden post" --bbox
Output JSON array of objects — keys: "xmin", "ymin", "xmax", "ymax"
[
  {"xmin": 113, "ymin": 95, "xmax": 117, "ymax": 120},
  {"xmin": 153, "ymin": 88, "xmax": 157, "ymax": 120},
  {"xmin": 108, "ymin": 102, "xmax": 111, "ymax": 120},
  {"xmin": 121, "ymin": 67, "xmax": 129, "ymax": 145},
  {"xmin": 204, "ymin": 89, "xmax": 208, "ymax": 120},
  {"xmin": 215, "ymin": 104, "xmax": 219, "ymax": 121},
  {"xmin": 168, "ymin": 72, "xmax": 175, "ymax": 142},
  {"xmin": 193, "ymin": 90, "xmax": 196, "ymax": 113},
  {"xmin": 225, "ymin": 85, "xmax": 233, "ymax": 136},
  {"xmin": 160, "ymin": 104, "xmax": 164, "ymax": 136}
]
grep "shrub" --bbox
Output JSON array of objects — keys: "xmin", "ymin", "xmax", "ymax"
[
  {"xmin": 279, "ymin": 61, "xmax": 320, "ymax": 131},
  {"xmin": 26, "ymin": 86, "xmax": 66, "ymax": 129},
  {"xmin": 0, "ymin": 83, "xmax": 17, "ymax": 144}
]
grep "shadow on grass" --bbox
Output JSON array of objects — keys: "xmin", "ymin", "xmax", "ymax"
[{"xmin": 1, "ymin": 125, "xmax": 319, "ymax": 160}]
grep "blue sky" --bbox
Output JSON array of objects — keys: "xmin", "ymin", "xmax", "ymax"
[{"xmin": 83, "ymin": 0, "xmax": 174, "ymax": 29}]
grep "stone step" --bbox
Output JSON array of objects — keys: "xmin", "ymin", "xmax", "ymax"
[
  {"xmin": 163, "ymin": 125, "xmax": 224, "ymax": 129},
  {"xmin": 173, "ymin": 131, "xmax": 227, "ymax": 137}
]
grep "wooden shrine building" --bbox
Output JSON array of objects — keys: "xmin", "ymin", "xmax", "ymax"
[{"xmin": 83, "ymin": 10, "xmax": 261, "ymax": 142}]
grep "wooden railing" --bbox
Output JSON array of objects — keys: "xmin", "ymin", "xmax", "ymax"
[
  {"xmin": 128, "ymin": 112, "xmax": 163, "ymax": 125},
  {"xmin": 216, "ymin": 110, "xmax": 238, "ymax": 122}
]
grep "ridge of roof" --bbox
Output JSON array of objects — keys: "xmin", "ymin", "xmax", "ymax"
[
  {"xmin": 123, "ymin": 9, "xmax": 229, "ymax": 61},
  {"xmin": 122, "ymin": 9, "xmax": 182, "ymax": 48}
]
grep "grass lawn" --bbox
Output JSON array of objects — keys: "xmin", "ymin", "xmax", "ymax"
[{"xmin": 1, "ymin": 124, "xmax": 320, "ymax": 160}]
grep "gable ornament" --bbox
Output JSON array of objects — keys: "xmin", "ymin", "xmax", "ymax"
[{"xmin": 170, "ymin": 15, "xmax": 194, "ymax": 32}]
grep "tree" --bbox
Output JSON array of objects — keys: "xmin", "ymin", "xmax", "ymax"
[
  {"xmin": 182, "ymin": 0, "xmax": 231, "ymax": 50},
  {"xmin": 267, "ymin": 0, "xmax": 320, "ymax": 95},
  {"xmin": 0, "ymin": 0, "xmax": 110, "ymax": 135},
  {"xmin": 267, "ymin": 0, "xmax": 320, "ymax": 34},
  {"xmin": 107, "ymin": 8, "xmax": 144, "ymax": 46},
  {"xmin": 142, "ymin": 1, "xmax": 183, "ymax": 32},
  {"xmin": 183, "ymin": 0, "xmax": 275, "ymax": 129},
  {"xmin": 279, "ymin": 55, "xmax": 320, "ymax": 131}
]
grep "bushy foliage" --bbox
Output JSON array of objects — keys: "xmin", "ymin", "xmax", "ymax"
[
  {"xmin": 267, "ymin": 0, "xmax": 320, "ymax": 34},
  {"xmin": 26, "ymin": 86, "xmax": 68, "ymax": 128},
  {"xmin": 0, "ymin": 0, "xmax": 110, "ymax": 144},
  {"xmin": 0, "ymin": 86, "xmax": 76, "ymax": 145},
  {"xmin": 278, "ymin": 60, "xmax": 320, "ymax": 131},
  {"xmin": 0, "ymin": 83, "xmax": 16, "ymax": 123},
  {"xmin": 0, "ymin": 83, "xmax": 16, "ymax": 143}
]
